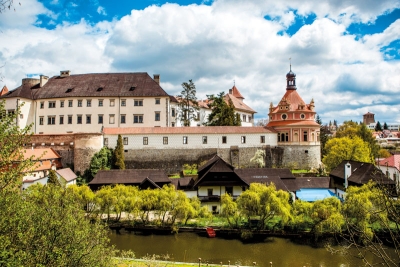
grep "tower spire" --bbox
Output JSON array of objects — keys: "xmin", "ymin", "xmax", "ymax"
[{"xmin": 289, "ymin": 57, "xmax": 292, "ymax": 71}]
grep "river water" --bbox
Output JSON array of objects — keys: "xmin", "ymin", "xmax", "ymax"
[{"xmin": 109, "ymin": 231, "xmax": 393, "ymax": 267}]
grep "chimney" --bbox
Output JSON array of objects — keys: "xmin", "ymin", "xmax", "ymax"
[
  {"xmin": 22, "ymin": 78, "xmax": 40, "ymax": 86},
  {"xmin": 60, "ymin": 70, "xmax": 71, "ymax": 77},
  {"xmin": 153, "ymin": 74, "xmax": 160, "ymax": 84},
  {"xmin": 40, "ymin": 75, "xmax": 49, "ymax": 87},
  {"xmin": 344, "ymin": 162, "xmax": 351, "ymax": 189}
]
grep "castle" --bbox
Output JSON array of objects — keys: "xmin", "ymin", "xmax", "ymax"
[{"xmin": 0, "ymin": 67, "xmax": 320, "ymax": 173}]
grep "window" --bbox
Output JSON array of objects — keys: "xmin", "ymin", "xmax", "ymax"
[
  {"xmin": 109, "ymin": 114, "xmax": 115, "ymax": 124},
  {"xmin": 281, "ymin": 114, "xmax": 287, "ymax": 120},
  {"xmin": 39, "ymin": 116, "xmax": 44, "ymax": 125},
  {"xmin": 171, "ymin": 122, "xmax": 175, "ymax": 127},
  {"xmin": 48, "ymin": 101, "xmax": 56, "ymax": 108},
  {"xmin": 68, "ymin": 115, "xmax": 72, "ymax": 124},
  {"xmin": 248, "ymin": 115, "xmax": 252, "ymax": 122},
  {"xmin": 59, "ymin": 116, "xmax": 64, "ymax": 125},
  {"xmin": 317, "ymin": 133, "xmax": 320, "ymax": 142},
  {"xmin": 155, "ymin": 112, "xmax": 160, "ymax": 121},
  {"xmin": 225, "ymin": 186, "xmax": 233, "ymax": 195},
  {"xmin": 121, "ymin": 99, "xmax": 126, "ymax": 106},
  {"xmin": 222, "ymin": 136, "xmax": 227, "ymax": 144},
  {"xmin": 163, "ymin": 137, "xmax": 168, "ymax": 145},
  {"xmin": 143, "ymin": 137, "xmax": 148, "ymax": 145},
  {"xmin": 134, "ymin": 99, "xmax": 143, "ymax": 106},
  {"xmin": 47, "ymin": 116, "xmax": 56, "ymax": 125},
  {"xmin": 78, "ymin": 100, "xmax": 82, "ymax": 107},
  {"xmin": 183, "ymin": 136, "xmax": 188, "ymax": 144},
  {"xmin": 303, "ymin": 131, "xmax": 308, "ymax": 142},
  {"xmin": 241, "ymin": 136, "xmax": 246, "ymax": 144},
  {"xmin": 300, "ymin": 114, "xmax": 305, "ymax": 119},
  {"xmin": 60, "ymin": 101, "xmax": 64, "ymax": 108},
  {"xmin": 98, "ymin": 114, "xmax": 103, "ymax": 124},
  {"xmin": 172, "ymin": 108, "xmax": 175, "ymax": 117},
  {"xmin": 98, "ymin": 100, "xmax": 103, "ymax": 107},
  {"xmin": 86, "ymin": 115, "xmax": 91, "ymax": 124},
  {"xmin": 242, "ymin": 115, "xmax": 246, "ymax": 122},
  {"xmin": 202, "ymin": 136, "xmax": 207, "ymax": 144},
  {"xmin": 68, "ymin": 100, "xmax": 73, "ymax": 107},
  {"xmin": 208, "ymin": 189, "xmax": 213, "ymax": 196},
  {"xmin": 121, "ymin": 114, "xmax": 126, "ymax": 124},
  {"xmin": 97, "ymin": 87, "xmax": 103, "ymax": 92},
  {"xmin": 155, "ymin": 98, "xmax": 160, "ymax": 104},
  {"xmin": 40, "ymin": 102, "xmax": 44, "ymax": 109},
  {"xmin": 123, "ymin": 137, "xmax": 128, "ymax": 145},
  {"xmin": 278, "ymin": 133, "xmax": 289, "ymax": 142},
  {"xmin": 260, "ymin": 136, "xmax": 265, "ymax": 143},
  {"xmin": 134, "ymin": 115, "xmax": 143, "ymax": 123},
  {"xmin": 77, "ymin": 115, "xmax": 82, "ymax": 124},
  {"xmin": 109, "ymin": 99, "xmax": 115, "ymax": 107},
  {"xmin": 104, "ymin": 138, "xmax": 108, "ymax": 146},
  {"xmin": 87, "ymin": 100, "xmax": 91, "ymax": 107}
]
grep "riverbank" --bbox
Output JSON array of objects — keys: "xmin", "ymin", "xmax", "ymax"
[{"xmin": 114, "ymin": 258, "xmax": 256, "ymax": 267}]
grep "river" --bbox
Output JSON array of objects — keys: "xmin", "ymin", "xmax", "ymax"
[{"xmin": 109, "ymin": 230, "xmax": 393, "ymax": 267}]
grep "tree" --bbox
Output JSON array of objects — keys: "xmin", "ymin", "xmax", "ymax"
[
  {"xmin": 0, "ymin": 0, "xmax": 19, "ymax": 13},
  {"xmin": 0, "ymin": 184, "xmax": 113, "ymax": 266},
  {"xmin": 88, "ymin": 147, "xmax": 112, "ymax": 181},
  {"xmin": 375, "ymin": 121, "xmax": 383, "ymax": 131},
  {"xmin": 316, "ymin": 114, "xmax": 331, "ymax": 158},
  {"xmin": 236, "ymin": 183, "xmax": 292, "ymax": 230},
  {"xmin": 177, "ymin": 79, "xmax": 199, "ymax": 127},
  {"xmin": 383, "ymin": 122, "xmax": 388, "ymax": 130},
  {"xmin": 206, "ymin": 92, "xmax": 241, "ymax": 126},
  {"xmin": 113, "ymin": 134, "xmax": 125, "ymax": 169},
  {"xmin": 221, "ymin": 193, "xmax": 243, "ymax": 228},
  {"xmin": 378, "ymin": 148, "xmax": 391, "ymax": 159},
  {"xmin": 322, "ymin": 136, "xmax": 373, "ymax": 172},
  {"xmin": 47, "ymin": 169, "xmax": 60, "ymax": 186},
  {"xmin": 250, "ymin": 149, "xmax": 265, "ymax": 168},
  {"xmin": 333, "ymin": 182, "xmax": 400, "ymax": 267},
  {"xmin": 0, "ymin": 101, "xmax": 34, "ymax": 191}
]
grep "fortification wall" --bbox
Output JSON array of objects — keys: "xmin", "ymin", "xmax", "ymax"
[{"xmin": 281, "ymin": 145, "xmax": 321, "ymax": 170}]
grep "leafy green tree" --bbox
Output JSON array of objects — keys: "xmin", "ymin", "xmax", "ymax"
[
  {"xmin": 250, "ymin": 149, "xmax": 265, "ymax": 168},
  {"xmin": 336, "ymin": 182, "xmax": 400, "ymax": 267},
  {"xmin": 290, "ymin": 200, "xmax": 313, "ymax": 231},
  {"xmin": 206, "ymin": 92, "xmax": 241, "ymax": 126},
  {"xmin": 310, "ymin": 197, "xmax": 344, "ymax": 235},
  {"xmin": 375, "ymin": 121, "xmax": 383, "ymax": 131},
  {"xmin": 335, "ymin": 121, "xmax": 360, "ymax": 139},
  {"xmin": 378, "ymin": 148, "xmax": 391, "ymax": 159},
  {"xmin": 0, "ymin": 101, "xmax": 34, "ymax": 192},
  {"xmin": 316, "ymin": 114, "xmax": 331, "ymax": 158},
  {"xmin": 47, "ymin": 169, "xmax": 60, "ymax": 186},
  {"xmin": 177, "ymin": 79, "xmax": 199, "ymax": 127},
  {"xmin": 322, "ymin": 136, "xmax": 373, "ymax": 172},
  {"xmin": 113, "ymin": 134, "xmax": 125, "ymax": 170},
  {"xmin": 221, "ymin": 193, "xmax": 243, "ymax": 228},
  {"xmin": 88, "ymin": 147, "xmax": 112, "ymax": 180},
  {"xmin": 237, "ymin": 183, "xmax": 292, "ymax": 230},
  {"xmin": 94, "ymin": 185, "xmax": 117, "ymax": 222},
  {"xmin": 0, "ymin": 184, "xmax": 113, "ymax": 266},
  {"xmin": 67, "ymin": 184, "xmax": 97, "ymax": 217},
  {"xmin": 383, "ymin": 122, "xmax": 388, "ymax": 130}
]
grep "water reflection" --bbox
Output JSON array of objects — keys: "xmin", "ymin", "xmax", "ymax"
[{"xmin": 109, "ymin": 230, "xmax": 391, "ymax": 267}]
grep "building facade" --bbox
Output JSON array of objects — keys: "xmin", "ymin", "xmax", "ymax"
[{"xmin": 267, "ymin": 66, "xmax": 321, "ymax": 169}]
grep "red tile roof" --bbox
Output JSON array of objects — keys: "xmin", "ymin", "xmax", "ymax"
[
  {"xmin": 378, "ymin": 154, "xmax": 400, "ymax": 170},
  {"xmin": 225, "ymin": 93, "xmax": 256, "ymax": 113},
  {"xmin": 56, "ymin": 168, "xmax": 77, "ymax": 182},
  {"xmin": 230, "ymin": 85, "xmax": 244, "ymax": 99},
  {"xmin": 22, "ymin": 148, "xmax": 61, "ymax": 160},
  {"xmin": 270, "ymin": 89, "xmax": 312, "ymax": 113},
  {"xmin": 103, "ymin": 126, "xmax": 276, "ymax": 135},
  {"xmin": 0, "ymin": 85, "xmax": 9, "ymax": 96}
]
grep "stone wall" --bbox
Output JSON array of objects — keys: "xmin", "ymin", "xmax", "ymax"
[{"xmin": 281, "ymin": 144, "xmax": 321, "ymax": 170}]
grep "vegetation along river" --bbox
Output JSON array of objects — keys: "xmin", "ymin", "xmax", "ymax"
[{"xmin": 109, "ymin": 231, "xmax": 394, "ymax": 267}]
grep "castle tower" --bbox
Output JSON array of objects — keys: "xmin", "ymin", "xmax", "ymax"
[
  {"xmin": 363, "ymin": 112, "xmax": 375, "ymax": 125},
  {"xmin": 266, "ymin": 65, "xmax": 321, "ymax": 169}
]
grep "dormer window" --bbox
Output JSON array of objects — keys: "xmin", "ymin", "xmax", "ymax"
[
  {"xmin": 65, "ymin": 88, "xmax": 73, "ymax": 93},
  {"xmin": 129, "ymin": 86, "xmax": 136, "ymax": 91},
  {"xmin": 281, "ymin": 114, "xmax": 287, "ymax": 120},
  {"xmin": 97, "ymin": 87, "xmax": 103, "ymax": 92}
]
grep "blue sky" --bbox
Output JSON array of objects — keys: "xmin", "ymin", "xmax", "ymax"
[{"xmin": 0, "ymin": 0, "xmax": 399, "ymax": 125}]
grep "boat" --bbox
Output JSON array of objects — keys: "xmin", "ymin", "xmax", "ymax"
[{"xmin": 206, "ymin": 227, "xmax": 216, "ymax": 238}]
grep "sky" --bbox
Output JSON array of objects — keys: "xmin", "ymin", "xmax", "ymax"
[{"xmin": 0, "ymin": 0, "xmax": 399, "ymax": 125}]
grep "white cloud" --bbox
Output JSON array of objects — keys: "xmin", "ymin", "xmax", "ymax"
[
  {"xmin": 97, "ymin": 6, "xmax": 107, "ymax": 16},
  {"xmin": 0, "ymin": 0, "xmax": 399, "ymax": 125}
]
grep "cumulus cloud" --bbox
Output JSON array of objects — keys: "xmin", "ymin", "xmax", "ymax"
[
  {"xmin": 0, "ymin": 0, "xmax": 399, "ymax": 125},
  {"xmin": 97, "ymin": 6, "xmax": 106, "ymax": 16}
]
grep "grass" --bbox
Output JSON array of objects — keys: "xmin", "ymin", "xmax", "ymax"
[{"xmin": 291, "ymin": 169, "xmax": 310, "ymax": 174}]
